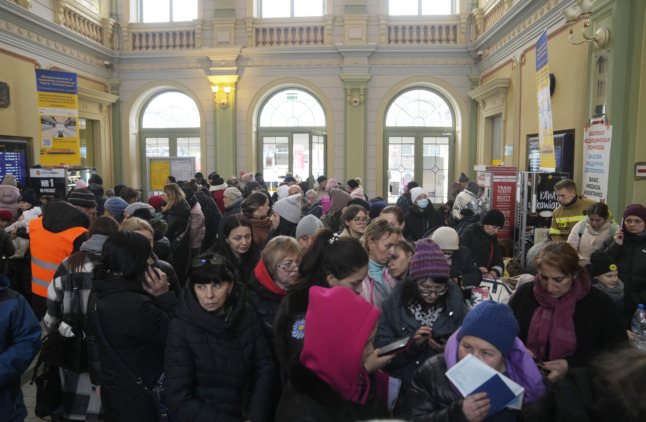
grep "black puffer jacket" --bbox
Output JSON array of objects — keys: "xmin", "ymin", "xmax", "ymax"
[
  {"xmin": 448, "ymin": 246, "xmax": 482, "ymax": 287},
  {"xmin": 403, "ymin": 205, "xmax": 446, "ymax": 242},
  {"xmin": 603, "ymin": 231, "xmax": 646, "ymax": 322},
  {"xmin": 459, "ymin": 223, "xmax": 504, "ymax": 277},
  {"xmin": 247, "ymin": 264, "xmax": 284, "ymax": 355},
  {"xmin": 162, "ymin": 200, "xmax": 191, "ymax": 283},
  {"xmin": 195, "ymin": 190, "xmax": 221, "ymax": 251},
  {"xmin": 273, "ymin": 285, "xmax": 310, "ymax": 385},
  {"xmin": 375, "ymin": 281, "xmax": 467, "ymax": 386},
  {"xmin": 276, "ymin": 361, "xmax": 388, "ymax": 422},
  {"xmin": 164, "ymin": 282, "xmax": 274, "ymax": 422},
  {"xmin": 88, "ymin": 273, "xmax": 176, "ymax": 422}
]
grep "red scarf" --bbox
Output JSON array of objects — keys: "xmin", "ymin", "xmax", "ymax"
[
  {"xmin": 254, "ymin": 259, "xmax": 287, "ymax": 297},
  {"xmin": 527, "ymin": 273, "xmax": 590, "ymax": 361}
]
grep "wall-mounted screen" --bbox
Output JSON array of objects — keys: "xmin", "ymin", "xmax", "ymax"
[{"xmin": 0, "ymin": 139, "xmax": 28, "ymax": 185}]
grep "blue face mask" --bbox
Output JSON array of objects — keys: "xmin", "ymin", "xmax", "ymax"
[{"xmin": 417, "ymin": 198, "xmax": 429, "ymax": 209}]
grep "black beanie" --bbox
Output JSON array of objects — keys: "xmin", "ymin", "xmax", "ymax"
[
  {"xmin": 317, "ymin": 175, "xmax": 327, "ymax": 184},
  {"xmin": 88, "ymin": 174, "xmax": 103, "ymax": 185},
  {"xmin": 590, "ymin": 251, "xmax": 618, "ymax": 277},
  {"xmin": 481, "ymin": 209, "xmax": 505, "ymax": 227},
  {"xmin": 347, "ymin": 179, "xmax": 359, "ymax": 190}
]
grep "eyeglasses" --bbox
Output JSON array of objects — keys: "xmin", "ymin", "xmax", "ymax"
[
  {"xmin": 353, "ymin": 217, "xmax": 368, "ymax": 224},
  {"xmin": 277, "ymin": 261, "xmax": 301, "ymax": 272},
  {"xmin": 192, "ymin": 255, "xmax": 226, "ymax": 268},
  {"xmin": 415, "ymin": 280, "xmax": 448, "ymax": 295}
]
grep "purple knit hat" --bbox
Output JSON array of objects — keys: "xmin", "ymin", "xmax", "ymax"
[
  {"xmin": 408, "ymin": 238, "xmax": 450, "ymax": 280},
  {"xmin": 623, "ymin": 204, "xmax": 646, "ymax": 224}
]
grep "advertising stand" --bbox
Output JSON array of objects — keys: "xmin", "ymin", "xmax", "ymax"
[{"xmin": 474, "ymin": 165, "xmax": 517, "ymax": 241}]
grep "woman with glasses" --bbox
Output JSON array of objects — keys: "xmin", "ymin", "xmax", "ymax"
[
  {"xmin": 248, "ymin": 235, "xmax": 303, "ymax": 354},
  {"xmin": 459, "ymin": 209, "xmax": 506, "ymax": 280},
  {"xmin": 340, "ymin": 205, "xmax": 369, "ymax": 240},
  {"xmin": 161, "ymin": 183, "xmax": 191, "ymax": 284},
  {"xmin": 215, "ymin": 214, "xmax": 261, "ymax": 288},
  {"xmin": 164, "ymin": 253, "xmax": 275, "ymax": 422},
  {"xmin": 376, "ymin": 238, "xmax": 467, "ymax": 388}
]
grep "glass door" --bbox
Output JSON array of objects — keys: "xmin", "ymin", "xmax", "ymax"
[
  {"xmin": 261, "ymin": 131, "xmax": 326, "ymax": 189},
  {"xmin": 387, "ymin": 136, "xmax": 415, "ymax": 203}
]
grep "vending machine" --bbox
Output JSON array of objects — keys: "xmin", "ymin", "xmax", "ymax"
[{"xmin": 474, "ymin": 165, "xmax": 517, "ymax": 241}]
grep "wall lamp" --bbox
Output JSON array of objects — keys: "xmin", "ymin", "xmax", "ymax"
[
  {"xmin": 562, "ymin": 0, "xmax": 609, "ymax": 48},
  {"xmin": 211, "ymin": 85, "xmax": 231, "ymax": 108}
]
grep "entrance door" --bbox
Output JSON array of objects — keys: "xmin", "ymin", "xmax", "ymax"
[{"xmin": 261, "ymin": 131, "xmax": 326, "ymax": 188}]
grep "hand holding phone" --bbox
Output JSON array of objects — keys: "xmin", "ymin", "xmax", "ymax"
[{"xmin": 377, "ymin": 336, "xmax": 413, "ymax": 357}]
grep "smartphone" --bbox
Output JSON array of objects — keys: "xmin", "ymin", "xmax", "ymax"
[
  {"xmin": 377, "ymin": 336, "xmax": 412, "ymax": 357},
  {"xmin": 431, "ymin": 331, "xmax": 450, "ymax": 343}
]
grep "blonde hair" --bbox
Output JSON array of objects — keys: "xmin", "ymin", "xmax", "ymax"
[
  {"xmin": 119, "ymin": 217, "xmax": 154, "ymax": 238},
  {"xmin": 162, "ymin": 183, "xmax": 185, "ymax": 212},
  {"xmin": 361, "ymin": 217, "xmax": 400, "ymax": 254},
  {"xmin": 261, "ymin": 236, "xmax": 302, "ymax": 277}
]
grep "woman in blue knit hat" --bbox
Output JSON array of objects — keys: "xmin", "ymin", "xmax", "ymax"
[
  {"xmin": 397, "ymin": 301, "xmax": 545, "ymax": 422},
  {"xmin": 375, "ymin": 238, "xmax": 468, "ymax": 388}
]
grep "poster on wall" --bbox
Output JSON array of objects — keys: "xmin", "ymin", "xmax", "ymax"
[
  {"xmin": 582, "ymin": 118, "xmax": 612, "ymax": 202},
  {"xmin": 491, "ymin": 174, "xmax": 516, "ymax": 240},
  {"xmin": 535, "ymin": 30, "xmax": 556, "ymax": 171},
  {"xmin": 36, "ymin": 69, "xmax": 80, "ymax": 166}
]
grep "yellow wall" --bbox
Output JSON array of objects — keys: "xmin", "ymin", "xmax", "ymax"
[
  {"xmin": 519, "ymin": 24, "xmax": 589, "ymax": 182},
  {"xmin": 481, "ymin": 60, "xmax": 516, "ymax": 167},
  {"xmin": 0, "ymin": 50, "xmax": 39, "ymax": 164}
]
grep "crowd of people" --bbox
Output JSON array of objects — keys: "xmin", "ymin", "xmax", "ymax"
[{"xmin": 0, "ymin": 170, "xmax": 644, "ymax": 422}]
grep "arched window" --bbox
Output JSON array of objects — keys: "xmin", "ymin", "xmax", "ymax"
[
  {"xmin": 141, "ymin": 91, "xmax": 201, "ymax": 170},
  {"xmin": 389, "ymin": 0, "xmax": 453, "ymax": 16},
  {"xmin": 258, "ymin": 89, "xmax": 326, "ymax": 187},
  {"xmin": 385, "ymin": 88, "xmax": 455, "ymax": 204}
]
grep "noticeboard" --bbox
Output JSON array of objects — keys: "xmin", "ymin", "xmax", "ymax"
[{"xmin": 146, "ymin": 157, "xmax": 196, "ymax": 197}]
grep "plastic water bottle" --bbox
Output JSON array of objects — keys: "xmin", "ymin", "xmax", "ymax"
[{"xmin": 631, "ymin": 304, "xmax": 646, "ymax": 350}]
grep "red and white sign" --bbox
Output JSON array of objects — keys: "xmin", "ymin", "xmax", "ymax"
[
  {"xmin": 636, "ymin": 163, "xmax": 646, "ymax": 180},
  {"xmin": 583, "ymin": 120, "xmax": 612, "ymax": 202},
  {"xmin": 491, "ymin": 174, "xmax": 516, "ymax": 240}
]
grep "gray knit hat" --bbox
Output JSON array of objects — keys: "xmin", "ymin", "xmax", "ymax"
[
  {"xmin": 125, "ymin": 202, "xmax": 155, "ymax": 217},
  {"xmin": 223, "ymin": 187, "xmax": 242, "ymax": 200},
  {"xmin": 68, "ymin": 189, "xmax": 98, "ymax": 208},
  {"xmin": 296, "ymin": 214, "xmax": 324, "ymax": 240},
  {"xmin": 104, "ymin": 196, "xmax": 128, "ymax": 217},
  {"xmin": 273, "ymin": 194, "xmax": 302, "ymax": 224}
]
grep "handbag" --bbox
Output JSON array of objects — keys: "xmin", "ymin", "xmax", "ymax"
[
  {"xmin": 31, "ymin": 359, "xmax": 63, "ymax": 418},
  {"xmin": 40, "ymin": 280, "xmax": 88, "ymax": 373},
  {"xmin": 479, "ymin": 278, "xmax": 513, "ymax": 304},
  {"xmin": 91, "ymin": 300, "xmax": 178, "ymax": 422}
]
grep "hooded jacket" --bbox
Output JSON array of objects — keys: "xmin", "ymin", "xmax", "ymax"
[
  {"xmin": 0, "ymin": 274, "xmax": 41, "ymax": 422},
  {"xmin": 567, "ymin": 218, "xmax": 617, "ymax": 266},
  {"xmin": 451, "ymin": 189, "xmax": 480, "ymax": 220},
  {"xmin": 403, "ymin": 204, "xmax": 446, "ymax": 242},
  {"xmin": 164, "ymin": 281, "xmax": 275, "ymax": 422},
  {"xmin": 275, "ymin": 286, "xmax": 387, "ymax": 422},
  {"xmin": 195, "ymin": 190, "xmax": 221, "ymax": 250},
  {"xmin": 87, "ymin": 182, "xmax": 106, "ymax": 216},
  {"xmin": 459, "ymin": 223, "xmax": 504, "ymax": 277},
  {"xmin": 210, "ymin": 182, "xmax": 228, "ymax": 215},
  {"xmin": 247, "ymin": 259, "xmax": 286, "ymax": 353},
  {"xmin": 185, "ymin": 192, "xmax": 206, "ymax": 250},
  {"xmin": 375, "ymin": 280, "xmax": 467, "ymax": 386},
  {"xmin": 87, "ymin": 273, "xmax": 176, "ymax": 422},
  {"xmin": 0, "ymin": 183, "xmax": 20, "ymax": 217}
]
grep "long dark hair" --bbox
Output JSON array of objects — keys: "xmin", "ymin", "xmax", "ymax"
[
  {"xmin": 95, "ymin": 231, "xmax": 152, "ymax": 281},
  {"xmin": 67, "ymin": 216, "xmax": 120, "ymax": 275},
  {"xmin": 241, "ymin": 192, "xmax": 270, "ymax": 218},
  {"xmin": 400, "ymin": 276, "xmax": 450, "ymax": 311},
  {"xmin": 215, "ymin": 214, "xmax": 261, "ymax": 272},
  {"xmin": 297, "ymin": 229, "xmax": 369, "ymax": 288},
  {"xmin": 270, "ymin": 216, "xmax": 298, "ymax": 238}
]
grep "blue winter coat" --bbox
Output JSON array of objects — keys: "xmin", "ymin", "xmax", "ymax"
[{"xmin": 0, "ymin": 274, "xmax": 42, "ymax": 422}]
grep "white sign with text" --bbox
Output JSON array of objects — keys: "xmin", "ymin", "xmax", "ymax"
[{"xmin": 583, "ymin": 120, "xmax": 612, "ymax": 202}]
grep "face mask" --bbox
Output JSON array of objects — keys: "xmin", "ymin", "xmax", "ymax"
[
  {"xmin": 417, "ymin": 198, "xmax": 429, "ymax": 209},
  {"xmin": 444, "ymin": 253, "xmax": 454, "ymax": 259}
]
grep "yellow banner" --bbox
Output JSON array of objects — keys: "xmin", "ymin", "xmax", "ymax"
[
  {"xmin": 36, "ymin": 70, "xmax": 80, "ymax": 166},
  {"xmin": 150, "ymin": 160, "xmax": 170, "ymax": 191},
  {"xmin": 535, "ymin": 31, "xmax": 556, "ymax": 170}
]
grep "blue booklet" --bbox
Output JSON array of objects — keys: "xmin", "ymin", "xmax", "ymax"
[{"xmin": 445, "ymin": 354, "xmax": 524, "ymax": 415}]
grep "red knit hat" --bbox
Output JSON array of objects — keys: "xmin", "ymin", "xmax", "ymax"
[
  {"xmin": 0, "ymin": 210, "xmax": 13, "ymax": 222},
  {"xmin": 148, "ymin": 195, "xmax": 164, "ymax": 211}
]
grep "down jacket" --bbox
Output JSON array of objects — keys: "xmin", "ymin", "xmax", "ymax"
[
  {"xmin": 162, "ymin": 199, "xmax": 191, "ymax": 283},
  {"xmin": 403, "ymin": 205, "xmax": 446, "ymax": 242},
  {"xmin": 375, "ymin": 281, "xmax": 467, "ymax": 386},
  {"xmin": 164, "ymin": 282, "xmax": 275, "ymax": 422},
  {"xmin": 459, "ymin": 223, "xmax": 504, "ymax": 277},
  {"xmin": 88, "ymin": 273, "xmax": 177, "ymax": 422}
]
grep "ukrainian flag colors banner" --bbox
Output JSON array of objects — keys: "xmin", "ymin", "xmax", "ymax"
[
  {"xmin": 36, "ymin": 69, "xmax": 80, "ymax": 166},
  {"xmin": 535, "ymin": 31, "xmax": 556, "ymax": 170}
]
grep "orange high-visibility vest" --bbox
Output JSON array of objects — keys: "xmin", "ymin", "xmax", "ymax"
[{"xmin": 29, "ymin": 217, "xmax": 87, "ymax": 298}]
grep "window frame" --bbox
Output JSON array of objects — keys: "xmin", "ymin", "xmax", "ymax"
[
  {"xmin": 258, "ymin": 0, "xmax": 325, "ymax": 18},
  {"xmin": 387, "ymin": 0, "xmax": 455, "ymax": 16},
  {"xmin": 138, "ymin": 0, "xmax": 199, "ymax": 23}
]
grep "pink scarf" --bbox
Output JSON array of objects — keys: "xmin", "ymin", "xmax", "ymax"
[{"xmin": 526, "ymin": 273, "xmax": 590, "ymax": 361}]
